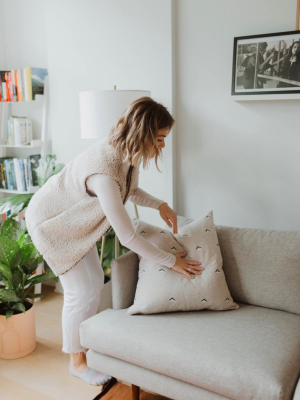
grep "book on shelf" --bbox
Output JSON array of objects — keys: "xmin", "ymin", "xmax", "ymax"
[
  {"xmin": 0, "ymin": 71, "xmax": 11, "ymax": 102},
  {"xmin": 0, "ymin": 157, "xmax": 12, "ymax": 189},
  {"xmin": 28, "ymin": 68, "xmax": 48, "ymax": 100},
  {"xmin": 0, "ymin": 155, "xmax": 40, "ymax": 192},
  {"xmin": 0, "ymin": 67, "xmax": 48, "ymax": 102},
  {"xmin": 7, "ymin": 116, "xmax": 33, "ymax": 146}
]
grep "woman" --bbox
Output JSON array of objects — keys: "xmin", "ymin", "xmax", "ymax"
[
  {"xmin": 25, "ymin": 97, "xmax": 203, "ymax": 387},
  {"xmin": 277, "ymin": 41, "xmax": 300, "ymax": 88}
]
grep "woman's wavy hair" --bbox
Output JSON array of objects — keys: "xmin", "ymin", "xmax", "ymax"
[{"xmin": 108, "ymin": 97, "xmax": 175, "ymax": 171}]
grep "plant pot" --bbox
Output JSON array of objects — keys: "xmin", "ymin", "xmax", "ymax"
[
  {"xmin": 0, "ymin": 298, "xmax": 36, "ymax": 360},
  {"xmin": 97, "ymin": 275, "xmax": 112, "ymax": 314}
]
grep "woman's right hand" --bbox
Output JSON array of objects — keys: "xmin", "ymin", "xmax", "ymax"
[{"xmin": 170, "ymin": 252, "xmax": 205, "ymax": 279}]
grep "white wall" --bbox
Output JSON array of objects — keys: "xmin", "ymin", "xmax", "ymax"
[
  {"xmin": 0, "ymin": 0, "xmax": 48, "ymax": 160},
  {"xmin": 0, "ymin": 0, "xmax": 174, "ymax": 227},
  {"xmin": 1, "ymin": 0, "xmax": 299, "ymax": 232},
  {"xmin": 2, "ymin": 0, "xmax": 48, "ymax": 69},
  {"xmin": 45, "ymin": 0, "xmax": 174, "ymax": 226},
  {"xmin": 175, "ymin": 0, "xmax": 300, "ymax": 231},
  {"xmin": 0, "ymin": 0, "xmax": 6, "ymax": 70}
]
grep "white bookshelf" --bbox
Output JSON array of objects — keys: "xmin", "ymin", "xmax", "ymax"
[{"xmin": 0, "ymin": 76, "xmax": 51, "ymax": 302}]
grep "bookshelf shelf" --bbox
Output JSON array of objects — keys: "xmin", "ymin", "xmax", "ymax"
[
  {"xmin": 0, "ymin": 143, "xmax": 42, "ymax": 148},
  {"xmin": 0, "ymin": 186, "xmax": 39, "ymax": 194},
  {"xmin": 0, "ymin": 94, "xmax": 44, "ymax": 104}
]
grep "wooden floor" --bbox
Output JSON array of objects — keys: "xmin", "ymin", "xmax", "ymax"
[{"xmin": 0, "ymin": 284, "xmax": 171, "ymax": 400}]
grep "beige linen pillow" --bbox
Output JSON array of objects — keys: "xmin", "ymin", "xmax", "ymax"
[{"xmin": 128, "ymin": 210, "xmax": 239, "ymax": 315}]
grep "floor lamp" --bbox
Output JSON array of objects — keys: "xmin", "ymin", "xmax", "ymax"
[{"xmin": 79, "ymin": 88, "xmax": 150, "ymax": 261}]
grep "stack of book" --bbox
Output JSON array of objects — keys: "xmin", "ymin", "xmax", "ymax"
[
  {"xmin": 0, "ymin": 67, "xmax": 48, "ymax": 102},
  {"xmin": 0, "ymin": 154, "xmax": 41, "ymax": 192},
  {"xmin": 7, "ymin": 116, "xmax": 32, "ymax": 146}
]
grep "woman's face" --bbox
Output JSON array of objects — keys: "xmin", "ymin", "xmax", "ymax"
[
  {"xmin": 149, "ymin": 127, "xmax": 170, "ymax": 157},
  {"xmin": 292, "ymin": 42, "xmax": 300, "ymax": 55}
]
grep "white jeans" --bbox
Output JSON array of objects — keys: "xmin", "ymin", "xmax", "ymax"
[{"xmin": 59, "ymin": 245, "xmax": 104, "ymax": 354}]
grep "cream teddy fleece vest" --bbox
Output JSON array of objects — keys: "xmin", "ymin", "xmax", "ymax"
[{"xmin": 25, "ymin": 138, "xmax": 139, "ymax": 277}]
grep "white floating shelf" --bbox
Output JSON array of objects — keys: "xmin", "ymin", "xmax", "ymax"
[
  {"xmin": 0, "ymin": 144, "xmax": 42, "ymax": 148},
  {"xmin": 0, "ymin": 186, "xmax": 39, "ymax": 194},
  {"xmin": 0, "ymin": 95, "xmax": 44, "ymax": 104},
  {"xmin": 230, "ymin": 94, "xmax": 300, "ymax": 101}
]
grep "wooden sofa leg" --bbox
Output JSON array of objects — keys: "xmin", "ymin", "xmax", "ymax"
[{"xmin": 131, "ymin": 384, "xmax": 140, "ymax": 400}]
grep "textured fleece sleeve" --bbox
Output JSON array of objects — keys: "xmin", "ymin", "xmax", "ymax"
[
  {"xmin": 128, "ymin": 187, "xmax": 167, "ymax": 209},
  {"xmin": 87, "ymin": 174, "xmax": 176, "ymax": 268}
]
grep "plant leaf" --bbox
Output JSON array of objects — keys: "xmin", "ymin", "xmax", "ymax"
[
  {"xmin": 0, "ymin": 237, "xmax": 22, "ymax": 271},
  {"xmin": 0, "ymin": 194, "xmax": 33, "ymax": 216},
  {"xmin": 17, "ymin": 230, "xmax": 26, "ymax": 247},
  {"xmin": 0, "ymin": 289, "xmax": 21, "ymax": 302},
  {"xmin": 21, "ymin": 243, "xmax": 40, "ymax": 264},
  {"xmin": 12, "ymin": 269, "xmax": 23, "ymax": 288},
  {"xmin": 20, "ymin": 258, "xmax": 38, "ymax": 275},
  {"xmin": 11, "ymin": 302, "xmax": 26, "ymax": 313},
  {"xmin": 0, "ymin": 262, "xmax": 12, "ymax": 283},
  {"xmin": 1, "ymin": 219, "xmax": 24, "ymax": 241},
  {"xmin": 25, "ymin": 267, "xmax": 57, "ymax": 287},
  {"xmin": 5, "ymin": 309, "xmax": 14, "ymax": 320}
]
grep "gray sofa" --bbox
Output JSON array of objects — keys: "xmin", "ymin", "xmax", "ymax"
[{"xmin": 80, "ymin": 223, "xmax": 300, "ymax": 400}]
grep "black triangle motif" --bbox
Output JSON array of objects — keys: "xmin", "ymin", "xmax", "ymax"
[
  {"xmin": 196, "ymin": 246, "xmax": 202, "ymax": 250},
  {"xmin": 202, "ymin": 299, "xmax": 207, "ymax": 302},
  {"xmin": 215, "ymin": 269, "xmax": 220, "ymax": 273},
  {"xmin": 171, "ymin": 247, "xmax": 177, "ymax": 250},
  {"xmin": 206, "ymin": 229, "xmax": 211, "ymax": 232},
  {"xmin": 141, "ymin": 231, "xmax": 146, "ymax": 234},
  {"xmin": 225, "ymin": 297, "xmax": 230, "ymax": 301},
  {"xmin": 169, "ymin": 297, "xmax": 176, "ymax": 301},
  {"xmin": 160, "ymin": 231, "xmax": 166, "ymax": 234},
  {"xmin": 159, "ymin": 269, "xmax": 165, "ymax": 272}
]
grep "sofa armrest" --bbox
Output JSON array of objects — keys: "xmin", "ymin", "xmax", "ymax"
[{"xmin": 111, "ymin": 251, "xmax": 139, "ymax": 310}]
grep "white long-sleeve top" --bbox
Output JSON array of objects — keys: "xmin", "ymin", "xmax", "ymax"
[{"xmin": 86, "ymin": 163, "xmax": 177, "ymax": 268}]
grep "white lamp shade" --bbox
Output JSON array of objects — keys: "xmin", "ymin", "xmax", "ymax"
[{"xmin": 79, "ymin": 90, "xmax": 151, "ymax": 139}]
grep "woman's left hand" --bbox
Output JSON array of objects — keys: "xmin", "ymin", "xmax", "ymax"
[{"xmin": 158, "ymin": 203, "xmax": 178, "ymax": 234}]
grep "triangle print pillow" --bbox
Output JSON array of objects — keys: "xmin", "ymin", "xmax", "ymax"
[{"xmin": 128, "ymin": 210, "xmax": 239, "ymax": 315}]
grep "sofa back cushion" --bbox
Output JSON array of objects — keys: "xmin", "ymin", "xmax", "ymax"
[
  {"xmin": 215, "ymin": 225, "xmax": 300, "ymax": 315},
  {"xmin": 172, "ymin": 217, "xmax": 300, "ymax": 315}
]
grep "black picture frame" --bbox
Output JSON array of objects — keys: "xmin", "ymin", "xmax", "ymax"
[{"xmin": 231, "ymin": 30, "xmax": 300, "ymax": 95}]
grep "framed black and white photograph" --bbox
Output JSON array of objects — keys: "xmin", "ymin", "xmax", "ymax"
[{"xmin": 232, "ymin": 30, "xmax": 300, "ymax": 95}]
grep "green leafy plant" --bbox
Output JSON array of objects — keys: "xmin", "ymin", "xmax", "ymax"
[
  {"xmin": 96, "ymin": 228, "xmax": 130, "ymax": 276},
  {"xmin": 35, "ymin": 154, "xmax": 64, "ymax": 187},
  {"xmin": 0, "ymin": 154, "xmax": 64, "ymax": 218},
  {"xmin": 0, "ymin": 218, "xmax": 58, "ymax": 320}
]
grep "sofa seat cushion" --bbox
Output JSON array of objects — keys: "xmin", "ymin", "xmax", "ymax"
[{"xmin": 80, "ymin": 303, "xmax": 300, "ymax": 400}]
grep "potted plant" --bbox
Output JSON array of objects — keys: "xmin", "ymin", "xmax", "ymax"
[
  {"xmin": 96, "ymin": 228, "xmax": 130, "ymax": 312},
  {"xmin": 0, "ymin": 218, "xmax": 58, "ymax": 359}
]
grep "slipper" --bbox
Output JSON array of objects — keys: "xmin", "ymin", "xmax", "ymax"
[{"xmin": 69, "ymin": 366, "xmax": 112, "ymax": 387}]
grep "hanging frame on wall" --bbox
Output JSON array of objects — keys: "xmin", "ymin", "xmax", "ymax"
[{"xmin": 231, "ymin": 30, "xmax": 300, "ymax": 97}]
